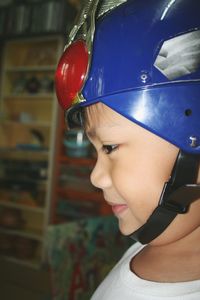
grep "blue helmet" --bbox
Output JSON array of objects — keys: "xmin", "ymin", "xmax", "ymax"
[
  {"xmin": 56, "ymin": 0, "xmax": 200, "ymax": 243},
  {"xmin": 57, "ymin": 0, "xmax": 200, "ymax": 154}
]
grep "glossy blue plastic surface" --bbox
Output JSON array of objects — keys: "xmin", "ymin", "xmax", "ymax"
[{"xmin": 79, "ymin": 0, "xmax": 200, "ymax": 153}]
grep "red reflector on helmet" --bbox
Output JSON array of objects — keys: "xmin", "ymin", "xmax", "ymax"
[{"xmin": 55, "ymin": 40, "xmax": 89, "ymax": 110}]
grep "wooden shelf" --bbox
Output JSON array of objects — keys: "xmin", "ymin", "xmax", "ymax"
[
  {"xmin": 0, "ymin": 177, "xmax": 47, "ymax": 185},
  {"xmin": 56, "ymin": 187, "xmax": 103, "ymax": 202},
  {"xmin": 5, "ymin": 65, "xmax": 56, "ymax": 72},
  {"xmin": 4, "ymin": 93, "xmax": 54, "ymax": 99},
  {"xmin": 59, "ymin": 155, "xmax": 95, "ymax": 166},
  {"xmin": 0, "ymin": 36, "xmax": 64, "ymax": 267},
  {"xmin": 0, "ymin": 201, "xmax": 44, "ymax": 214},
  {"xmin": 0, "ymin": 120, "xmax": 51, "ymax": 128},
  {"xmin": 0, "ymin": 149, "xmax": 49, "ymax": 160},
  {"xmin": 0, "ymin": 227, "xmax": 43, "ymax": 241},
  {"xmin": 0, "ymin": 255, "xmax": 41, "ymax": 269}
]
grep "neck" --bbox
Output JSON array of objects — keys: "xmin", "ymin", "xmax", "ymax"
[
  {"xmin": 131, "ymin": 226, "xmax": 200, "ymax": 283},
  {"xmin": 150, "ymin": 225, "xmax": 200, "ymax": 256}
]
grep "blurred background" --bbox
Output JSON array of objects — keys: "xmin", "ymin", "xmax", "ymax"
[{"xmin": 0, "ymin": 0, "xmax": 132, "ymax": 299}]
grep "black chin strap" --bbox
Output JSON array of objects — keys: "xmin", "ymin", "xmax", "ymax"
[{"xmin": 129, "ymin": 151, "xmax": 200, "ymax": 244}]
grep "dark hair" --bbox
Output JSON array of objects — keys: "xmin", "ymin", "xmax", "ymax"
[{"xmin": 65, "ymin": 106, "xmax": 86, "ymax": 129}]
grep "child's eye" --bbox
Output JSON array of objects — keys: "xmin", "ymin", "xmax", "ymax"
[{"xmin": 102, "ymin": 144, "xmax": 118, "ymax": 155}]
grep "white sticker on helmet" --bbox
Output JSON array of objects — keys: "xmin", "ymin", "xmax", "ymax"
[{"xmin": 154, "ymin": 30, "xmax": 200, "ymax": 80}]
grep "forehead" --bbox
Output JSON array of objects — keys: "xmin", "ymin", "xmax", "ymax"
[
  {"xmin": 85, "ymin": 102, "xmax": 147, "ymax": 141},
  {"xmin": 85, "ymin": 102, "xmax": 131, "ymax": 130},
  {"xmin": 85, "ymin": 102, "xmax": 176, "ymax": 155},
  {"xmin": 85, "ymin": 102, "xmax": 171, "ymax": 147}
]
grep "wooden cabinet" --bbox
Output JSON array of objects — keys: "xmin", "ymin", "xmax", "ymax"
[
  {"xmin": 0, "ymin": 36, "xmax": 63, "ymax": 267},
  {"xmin": 50, "ymin": 110, "xmax": 112, "ymax": 225}
]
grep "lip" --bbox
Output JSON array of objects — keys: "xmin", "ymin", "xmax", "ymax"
[{"xmin": 110, "ymin": 204, "xmax": 128, "ymax": 215}]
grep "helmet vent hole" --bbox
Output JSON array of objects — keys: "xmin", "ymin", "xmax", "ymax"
[{"xmin": 185, "ymin": 109, "xmax": 192, "ymax": 117}]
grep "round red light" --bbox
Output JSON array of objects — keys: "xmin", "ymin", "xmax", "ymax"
[{"xmin": 55, "ymin": 40, "xmax": 89, "ymax": 110}]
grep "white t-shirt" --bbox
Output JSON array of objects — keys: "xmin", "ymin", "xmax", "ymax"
[{"xmin": 91, "ymin": 242, "xmax": 200, "ymax": 300}]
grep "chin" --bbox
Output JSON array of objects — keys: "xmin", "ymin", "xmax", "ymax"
[{"xmin": 118, "ymin": 219, "xmax": 139, "ymax": 237}]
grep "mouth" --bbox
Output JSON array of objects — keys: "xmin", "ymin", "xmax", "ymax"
[{"xmin": 107, "ymin": 202, "xmax": 128, "ymax": 216}]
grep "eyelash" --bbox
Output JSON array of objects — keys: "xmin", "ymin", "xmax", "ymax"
[{"xmin": 102, "ymin": 144, "xmax": 118, "ymax": 155}]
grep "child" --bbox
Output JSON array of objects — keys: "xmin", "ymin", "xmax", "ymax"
[{"xmin": 55, "ymin": 0, "xmax": 200, "ymax": 298}]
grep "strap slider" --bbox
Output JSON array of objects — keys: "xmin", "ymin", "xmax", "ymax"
[{"xmin": 160, "ymin": 201, "xmax": 188, "ymax": 214}]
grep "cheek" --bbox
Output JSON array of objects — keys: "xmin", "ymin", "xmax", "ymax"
[
  {"xmin": 109, "ymin": 144, "xmax": 178, "ymax": 236},
  {"xmin": 112, "ymin": 160, "xmax": 164, "ymax": 224}
]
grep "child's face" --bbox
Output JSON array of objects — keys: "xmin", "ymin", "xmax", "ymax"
[{"xmin": 85, "ymin": 103, "xmax": 180, "ymax": 240}]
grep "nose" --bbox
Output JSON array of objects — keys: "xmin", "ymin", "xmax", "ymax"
[{"xmin": 90, "ymin": 155, "xmax": 112, "ymax": 190}]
